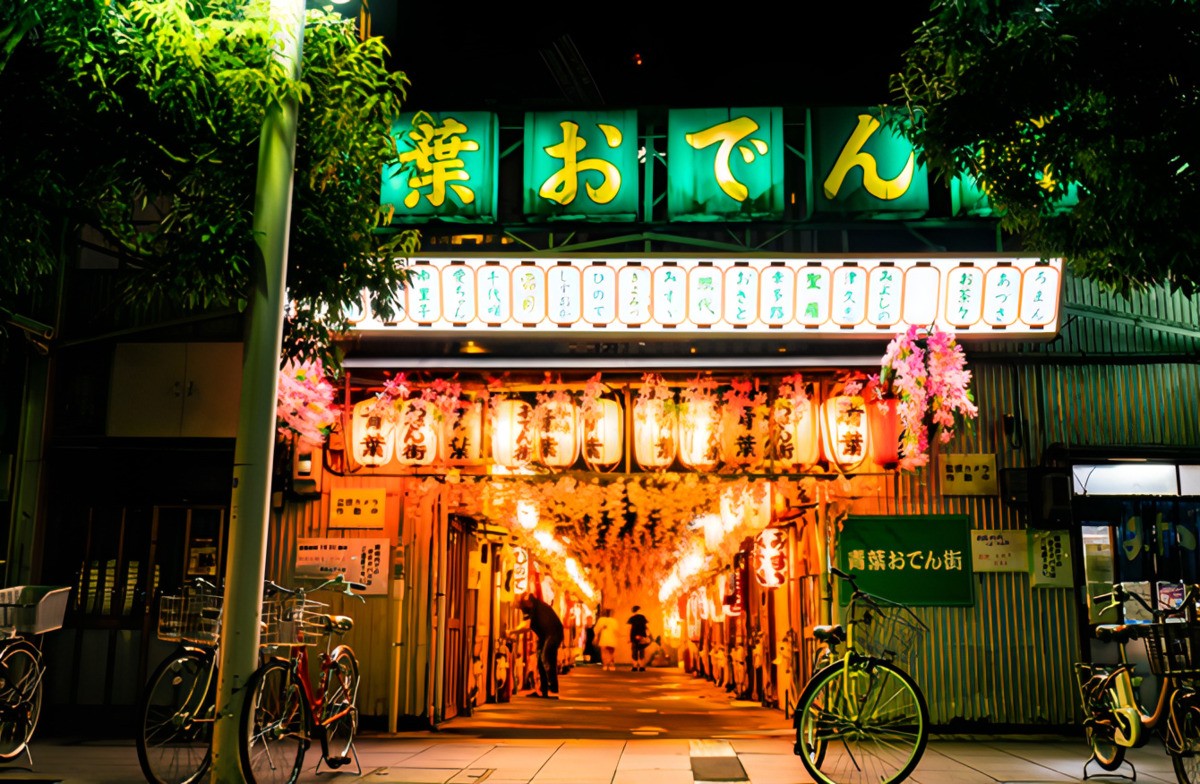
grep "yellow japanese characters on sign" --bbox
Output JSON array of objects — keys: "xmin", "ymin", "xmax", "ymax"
[{"xmin": 329, "ymin": 487, "xmax": 386, "ymax": 529}]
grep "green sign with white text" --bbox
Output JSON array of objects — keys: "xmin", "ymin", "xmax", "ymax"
[
  {"xmin": 523, "ymin": 110, "xmax": 639, "ymax": 222},
  {"xmin": 382, "ymin": 111, "xmax": 498, "ymax": 223},
  {"xmin": 836, "ymin": 515, "xmax": 974, "ymax": 606},
  {"xmin": 666, "ymin": 107, "xmax": 785, "ymax": 221}
]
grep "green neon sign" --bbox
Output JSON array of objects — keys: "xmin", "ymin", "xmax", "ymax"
[
  {"xmin": 523, "ymin": 110, "xmax": 639, "ymax": 222},
  {"xmin": 811, "ymin": 107, "xmax": 928, "ymax": 219},
  {"xmin": 382, "ymin": 111, "xmax": 498, "ymax": 223},
  {"xmin": 666, "ymin": 107, "xmax": 785, "ymax": 221}
]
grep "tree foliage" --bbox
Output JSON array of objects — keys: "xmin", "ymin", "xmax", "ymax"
[
  {"xmin": 0, "ymin": 0, "xmax": 419, "ymax": 366},
  {"xmin": 890, "ymin": 0, "xmax": 1200, "ymax": 295}
]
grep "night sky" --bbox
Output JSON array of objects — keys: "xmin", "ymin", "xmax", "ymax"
[{"xmin": 386, "ymin": 6, "xmax": 935, "ymax": 111}]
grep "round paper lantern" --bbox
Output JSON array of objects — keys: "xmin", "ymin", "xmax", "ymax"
[
  {"xmin": 719, "ymin": 483, "xmax": 772, "ymax": 534},
  {"xmin": 535, "ymin": 398, "xmax": 580, "ymax": 470},
  {"xmin": 772, "ymin": 397, "xmax": 820, "ymax": 471},
  {"xmin": 491, "ymin": 399, "xmax": 534, "ymax": 469},
  {"xmin": 582, "ymin": 397, "xmax": 624, "ymax": 471},
  {"xmin": 720, "ymin": 403, "xmax": 769, "ymax": 470},
  {"xmin": 680, "ymin": 398, "xmax": 720, "ymax": 471},
  {"xmin": 752, "ymin": 528, "xmax": 788, "ymax": 589},
  {"xmin": 395, "ymin": 400, "xmax": 438, "ymax": 466},
  {"xmin": 441, "ymin": 399, "xmax": 482, "ymax": 463},
  {"xmin": 633, "ymin": 397, "xmax": 677, "ymax": 471},
  {"xmin": 821, "ymin": 394, "xmax": 869, "ymax": 472},
  {"xmin": 867, "ymin": 396, "xmax": 902, "ymax": 470},
  {"xmin": 350, "ymin": 399, "xmax": 394, "ymax": 467}
]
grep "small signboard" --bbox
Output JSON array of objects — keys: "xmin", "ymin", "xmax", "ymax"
[
  {"xmin": 296, "ymin": 538, "xmax": 389, "ymax": 596},
  {"xmin": 1030, "ymin": 530, "xmax": 1073, "ymax": 588},
  {"xmin": 329, "ymin": 487, "xmax": 386, "ymax": 529},
  {"xmin": 837, "ymin": 515, "xmax": 974, "ymax": 606},
  {"xmin": 971, "ymin": 529, "xmax": 1029, "ymax": 573},
  {"xmin": 943, "ymin": 454, "xmax": 998, "ymax": 496}
]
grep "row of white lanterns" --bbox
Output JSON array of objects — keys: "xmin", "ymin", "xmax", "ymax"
[{"xmin": 346, "ymin": 387, "xmax": 893, "ymax": 473}]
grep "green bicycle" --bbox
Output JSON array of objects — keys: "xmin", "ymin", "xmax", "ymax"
[{"xmin": 793, "ymin": 567, "xmax": 931, "ymax": 784}]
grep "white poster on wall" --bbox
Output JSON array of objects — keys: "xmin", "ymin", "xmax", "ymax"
[{"xmin": 296, "ymin": 538, "xmax": 389, "ymax": 596}]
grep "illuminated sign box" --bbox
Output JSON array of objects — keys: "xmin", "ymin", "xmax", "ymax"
[
  {"xmin": 382, "ymin": 111, "xmax": 499, "ymax": 223},
  {"xmin": 348, "ymin": 255, "xmax": 1063, "ymax": 338},
  {"xmin": 523, "ymin": 110, "xmax": 639, "ymax": 222}
]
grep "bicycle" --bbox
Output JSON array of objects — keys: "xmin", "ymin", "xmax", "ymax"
[
  {"xmin": 0, "ymin": 585, "xmax": 70, "ymax": 765},
  {"xmin": 240, "ymin": 574, "xmax": 365, "ymax": 784},
  {"xmin": 792, "ymin": 567, "xmax": 931, "ymax": 784},
  {"xmin": 1075, "ymin": 582, "xmax": 1200, "ymax": 783},
  {"xmin": 136, "ymin": 578, "xmax": 223, "ymax": 784}
]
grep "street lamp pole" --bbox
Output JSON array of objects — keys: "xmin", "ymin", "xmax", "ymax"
[{"xmin": 209, "ymin": 0, "xmax": 305, "ymax": 780}]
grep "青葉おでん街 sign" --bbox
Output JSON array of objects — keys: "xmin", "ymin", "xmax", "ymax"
[{"xmin": 837, "ymin": 515, "xmax": 974, "ymax": 606}]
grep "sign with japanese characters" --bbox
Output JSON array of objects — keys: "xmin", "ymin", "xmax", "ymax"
[
  {"xmin": 837, "ymin": 515, "xmax": 974, "ymax": 606},
  {"xmin": 352, "ymin": 255, "xmax": 1063, "ymax": 338},
  {"xmin": 667, "ymin": 107, "xmax": 785, "ymax": 221},
  {"xmin": 971, "ymin": 529, "xmax": 1029, "ymax": 572},
  {"xmin": 329, "ymin": 487, "xmax": 386, "ymax": 529},
  {"xmin": 810, "ymin": 107, "xmax": 929, "ymax": 219},
  {"xmin": 382, "ymin": 111, "xmax": 498, "ymax": 223},
  {"xmin": 296, "ymin": 538, "xmax": 389, "ymax": 595},
  {"xmin": 1030, "ymin": 529, "xmax": 1073, "ymax": 588},
  {"xmin": 942, "ymin": 454, "xmax": 998, "ymax": 496},
  {"xmin": 524, "ymin": 110, "xmax": 639, "ymax": 221}
]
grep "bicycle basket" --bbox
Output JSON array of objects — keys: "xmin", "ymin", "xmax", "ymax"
[
  {"xmin": 1146, "ymin": 622, "xmax": 1200, "ymax": 677},
  {"xmin": 157, "ymin": 585, "xmax": 223, "ymax": 645},
  {"xmin": 260, "ymin": 595, "xmax": 328, "ymax": 648},
  {"xmin": 0, "ymin": 586, "xmax": 71, "ymax": 635},
  {"xmin": 848, "ymin": 592, "xmax": 928, "ymax": 665}
]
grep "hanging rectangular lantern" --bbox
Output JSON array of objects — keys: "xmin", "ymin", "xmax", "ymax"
[
  {"xmin": 350, "ymin": 399, "xmax": 395, "ymax": 467},
  {"xmin": 582, "ymin": 397, "xmax": 623, "ymax": 471},
  {"xmin": 491, "ymin": 398, "xmax": 534, "ymax": 469},
  {"xmin": 395, "ymin": 400, "xmax": 438, "ymax": 466}
]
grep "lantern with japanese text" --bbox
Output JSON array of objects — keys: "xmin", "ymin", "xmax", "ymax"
[
  {"xmin": 516, "ymin": 499, "xmax": 539, "ymax": 530},
  {"xmin": 752, "ymin": 528, "xmax": 788, "ymax": 589},
  {"xmin": 440, "ymin": 398, "xmax": 483, "ymax": 464},
  {"xmin": 633, "ymin": 397, "xmax": 677, "ymax": 471},
  {"xmin": 719, "ymin": 383, "xmax": 769, "ymax": 470},
  {"xmin": 582, "ymin": 397, "xmax": 624, "ymax": 472},
  {"xmin": 719, "ymin": 482, "xmax": 772, "ymax": 534},
  {"xmin": 350, "ymin": 399, "xmax": 395, "ymax": 467},
  {"xmin": 867, "ymin": 395, "xmax": 902, "ymax": 470},
  {"xmin": 679, "ymin": 396, "xmax": 721, "ymax": 471},
  {"xmin": 395, "ymin": 400, "xmax": 438, "ymax": 466},
  {"xmin": 772, "ymin": 383, "xmax": 820, "ymax": 472},
  {"xmin": 491, "ymin": 398, "xmax": 534, "ymax": 469},
  {"xmin": 821, "ymin": 394, "xmax": 869, "ymax": 472},
  {"xmin": 534, "ymin": 395, "xmax": 580, "ymax": 470}
]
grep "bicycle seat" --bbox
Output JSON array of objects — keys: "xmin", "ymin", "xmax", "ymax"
[
  {"xmin": 812, "ymin": 625, "xmax": 846, "ymax": 646},
  {"xmin": 316, "ymin": 614, "xmax": 354, "ymax": 635},
  {"xmin": 1094, "ymin": 623, "xmax": 1150, "ymax": 644}
]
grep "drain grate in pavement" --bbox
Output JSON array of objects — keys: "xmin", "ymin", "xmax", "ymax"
[{"xmin": 690, "ymin": 756, "xmax": 748, "ymax": 782}]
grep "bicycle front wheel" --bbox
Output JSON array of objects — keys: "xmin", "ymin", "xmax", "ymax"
[
  {"xmin": 0, "ymin": 641, "xmax": 42, "ymax": 762},
  {"xmin": 136, "ymin": 647, "xmax": 217, "ymax": 784},
  {"xmin": 1170, "ymin": 691, "xmax": 1200, "ymax": 784},
  {"xmin": 795, "ymin": 657, "xmax": 929, "ymax": 784},
  {"xmin": 319, "ymin": 646, "xmax": 359, "ymax": 765},
  {"xmin": 239, "ymin": 659, "xmax": 311, "ymax": 784}
]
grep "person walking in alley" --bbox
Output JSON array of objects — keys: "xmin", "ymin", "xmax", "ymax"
[
  {"xmin": 509, "ymin": 592, "xmax": 565, "ymax": 698},
  {"xmin": 627, "ymin": 605, "xmax": 651, "ymax": 671},
  {"xmin": 592, "ymin": 608, "xmax": 619, "ymax": 670}
]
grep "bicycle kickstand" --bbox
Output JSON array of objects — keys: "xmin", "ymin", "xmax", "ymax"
[
  {"xmin": 316, "ymin": 742, "xmax": 362, "ymax": 778},
  {"xmin": 1082, "ymin": 753, "xmax": 1136, "ymax": 782}
]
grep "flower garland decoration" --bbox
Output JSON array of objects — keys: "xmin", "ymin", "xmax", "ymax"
[
  {"xmin": 776, "ymin": 373, "xmax": 810, "ymax": 412},
  {"xmin": 419, "ymin": 376, "xmax": 463, "ymax": 430},
  {"xmin": 364, "ymin": 373, "xmax": 410, "ymax": 423},
  {"xmin": 579, "ymin": 372, "xmax": 605, "ymax": 424},
  {"xmin": 276, "ymin": 358, "xmax": 340, "ymax": 445},
  {"xmin": 872, "ymin": 324, "xmax": 978, "ymax": 470}
]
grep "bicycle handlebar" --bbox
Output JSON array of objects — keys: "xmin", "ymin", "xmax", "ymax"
[
  {"xmin": 1093, "ymin": 583, "xmax": 1200, "ymax": 620},
  {"xmin": 264, "ymin": 574, "xmax": 367, "ymax": 603}
]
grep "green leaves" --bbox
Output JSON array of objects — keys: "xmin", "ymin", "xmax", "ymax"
[
  {"xmin": 0, "ymin": 0, "xmax": 417, "ymax": 368},
  {"xmin": 890, "ymin": 0, "xmax": 1200, "ymax": 295}
]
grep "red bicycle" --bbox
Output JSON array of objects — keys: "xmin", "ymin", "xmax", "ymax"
[{"xmin": 238, "ymin": 574, "xmax": 364, "ymax": 784}]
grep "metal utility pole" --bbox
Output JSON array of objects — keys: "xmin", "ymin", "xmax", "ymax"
[{"xmin": 209, "ymin": 0, "xmax": 304, "ymax": 780}]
